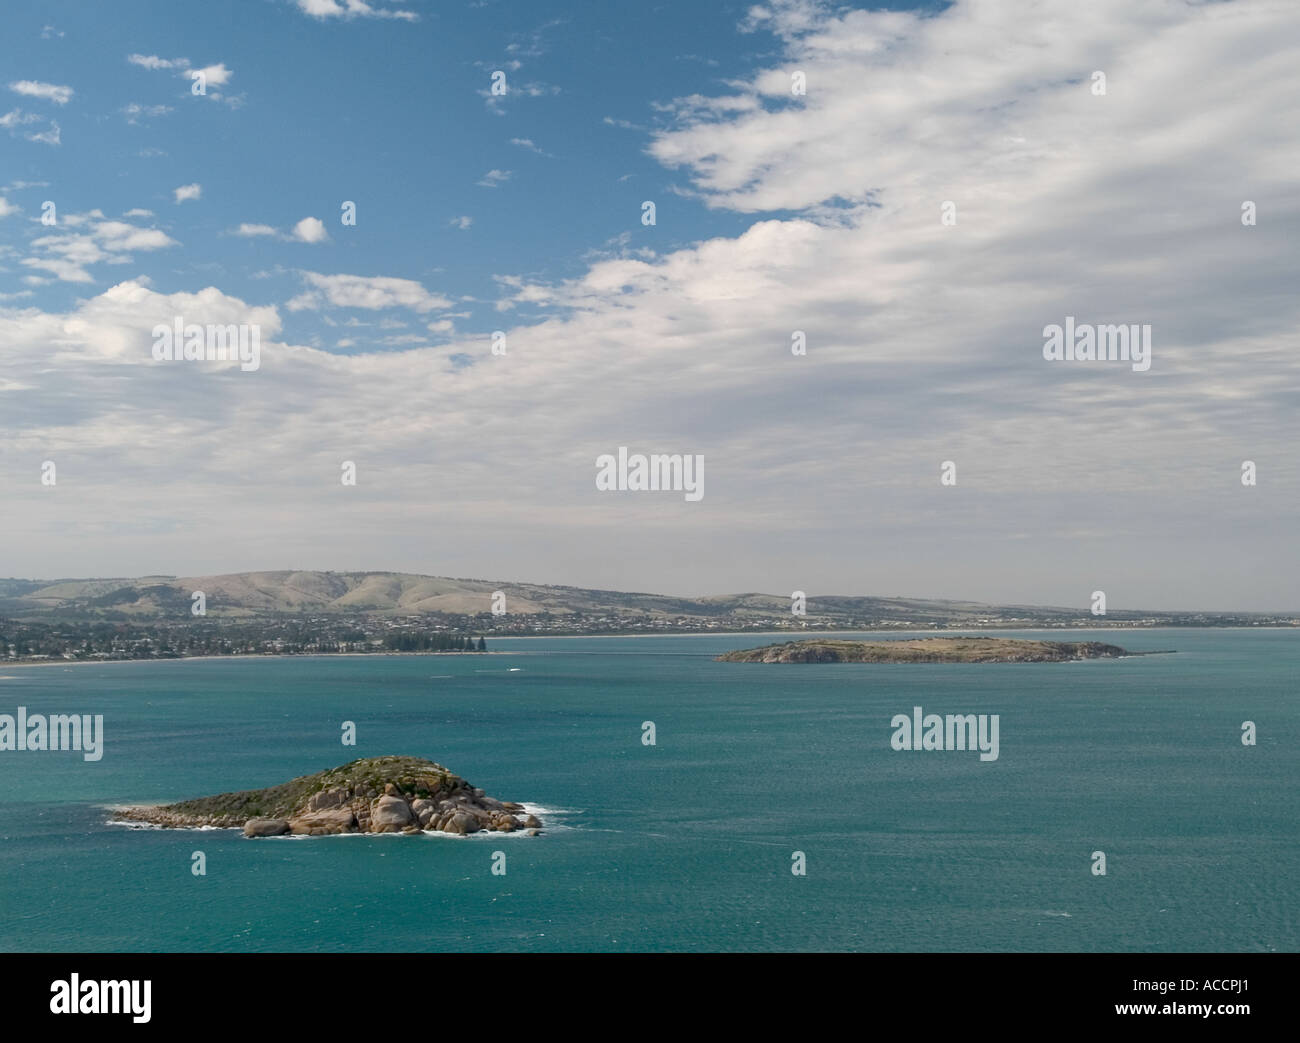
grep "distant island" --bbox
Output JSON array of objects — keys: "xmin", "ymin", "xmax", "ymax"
[
  {"xmin": 716, "ymin": 637, "xmax": 1168, "ymax": 663},
  {"xmin": 112, "ymin": 755, "xmax": 541, "ymax": 837}
]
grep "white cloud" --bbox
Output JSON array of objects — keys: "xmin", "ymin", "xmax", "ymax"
[
  {"xmin": 476, "ymin": 169, "xmax": 511, "ymax": 188},
  {"xmin": 21, "ymin": 256, "xmax": 94, "ymax": 282},
  {"xmin": 33, "ymin": 279, "xmax": 282, "ymax": 365},
  {"xmin": 122, "ymin": 102, "xmax": 173, "ymax": 123},
  {"xmin": 449, "ymin": 215, "xmax": 473, "ymax": 230},
  {"xmin": 26, "ymin": 123, "xmax": 60, "ymax": 146},
  {"xmin": 21, "ymin": 214, "xmax": 179, "ymax": 282},
  {"xmin": 480, "ymin": 82, "xmax": 559, "ymax": 114},
  {"xmin": 0, "ymin": 109, "xmax": 40, "ymax": 129},
  {"xmin": 1, "ymin": 106, "xmax": 60, "ymax": 146},
  {"xmin": 122, "ymin": 208, "xmax": 154, "ymax": 218},
  {"xmin": 127, "ymin": 54, "xmax": 187, "ymax": 70},
  {"xmin": 93, "ymin": 221, "xmax": 176, "ymax": 253},
  {"xmin": 8, "ymin": 80, "xmax": 73, "ymax": 105},
  {"xmin": 4, "ymin": 0, "xmax": 1300, "ymax": 608},
  {"xmin": 295, "ymin": 0, "xmax": 419, "ymax": 21},
  {"xmin": 229, "ymin": 219, "xmax": 329, "ymax": 243},
  {"xmin": 0, "ymin": 197, "xmax": 18, "ymax": 218},
  {"xmin": 291, "ymin": 216, "xmax": 329, "ymax": 244},
  {"xmin": 126, "ymin": 54, "xmax": 236, "ymax": 101},
  {"xmin": 173, "ymin": 183, "xmax": 202, "ymax": 204},
  {"xmin": 287, "ymin": 272, "xmax": 452, "ymax": 313},
  {"xmin": 509, "ymin": 137, "xmax": 551, "ymax": 156},
  {"xmin": 191, "ymin": 63, "xmax": 233, "ymax": 88}
]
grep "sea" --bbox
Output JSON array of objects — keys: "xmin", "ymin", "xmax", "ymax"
[{"xmin": 0, "ymin": 629, "xmax": 1295, "ymax": 953}]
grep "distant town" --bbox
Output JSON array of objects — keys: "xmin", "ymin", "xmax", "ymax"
[{"xmin": 2, "ymin": 608, "xmax": 1296, "ymax": 664}]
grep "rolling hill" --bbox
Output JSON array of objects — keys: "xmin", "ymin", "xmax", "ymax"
[{"xmin": 0, "ymin": 569, "xmax": 1261, "ymax": 626}]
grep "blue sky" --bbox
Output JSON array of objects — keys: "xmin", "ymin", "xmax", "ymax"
[
  {"xmin": 2, "ymin": 0, "xmax": 804, "ymax": 346},
  {"xmin": 2, "ymin": 0, "xmax": 1299, "ymax": 611}
]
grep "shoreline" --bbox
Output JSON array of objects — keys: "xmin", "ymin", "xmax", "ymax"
[
  {"xmin": 485, "ymin": 625, "xmax": 1300, "ymax": 638},
  {"xmin": 0, "ymin": 650, "xmax": 519, "ymax": 670},
  {"xmin": 1, "ymin": 625, "xmax": 1291, "ymax": 670}
]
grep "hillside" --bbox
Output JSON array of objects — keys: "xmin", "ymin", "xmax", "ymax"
[{"xmin": 0, "ymin": 569, "xmax": 1136, "ymax": 624}]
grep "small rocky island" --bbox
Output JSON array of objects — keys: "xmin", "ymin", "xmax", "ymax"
[
  {"xmin": 716, "ymin": 637, "xmax": 1160, "ymax": 663},
  {"xmin": 112, "ymin": 755, "xmax": 541, "ymax": 837}
]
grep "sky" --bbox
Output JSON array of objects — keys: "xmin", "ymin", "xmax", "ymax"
[{"xmin": 1, "ymin": 0, "xmax": 1298, "ymax": 611}]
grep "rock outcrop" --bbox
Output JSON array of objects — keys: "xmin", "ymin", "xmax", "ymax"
[
  {"xmin": 243, "ymin": 818, "xmax": 291, "ymax": 837},
  {"xmin": 113, "ymin": 755, "xmax": 540, "ymax": 838}
]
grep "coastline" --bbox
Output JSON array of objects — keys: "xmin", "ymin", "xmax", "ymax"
[
  {"xmin": 0, "ymin": 650, "xmax": 520, "ymax": 670},
  {"xmin": 0, "ymin": 625, "xmax": 1287, "ymax": 670}
]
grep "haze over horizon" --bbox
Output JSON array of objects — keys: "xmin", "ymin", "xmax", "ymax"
[{"xmin": 3, "ymin": 1, "xmax": 1298, "ymax": 612}]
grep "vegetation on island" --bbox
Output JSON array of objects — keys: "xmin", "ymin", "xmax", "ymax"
[
  {"xmin": 113, "ymin": 755, "xmax": 541, "ymax": 837},
  {"xmin": 715, "ymin": 637, "xmax": 1163, "ymax": 663}
]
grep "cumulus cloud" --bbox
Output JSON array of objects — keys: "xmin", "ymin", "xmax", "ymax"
[
  {"xmin": 476, "ymin": 169, "xmax": 511, "ymax": 188},
  {"xmin": 126, "ymin": 54, "xmax": 236, "ymax": 102},
  {"xmin": 4, "ymin": 0, "xmax": 1299, "ymax": 607},
  {"xmin": 286, "ymin": 272, "xmax": 452, "ymax": 313},
  {"xmin": 291, "ymin": 216, "xmax": 329, "ymax": 243},
  {"xmin": 191, "ymin": 63, "xmax": 233, "ymax": 88},
  {"xmin": 228, "ymin": 219, "xmax": 330, "ymax": 243},
  {"xmin": 8, "ymin": 80, "xmax": 73, "ymax": 105},
  {"xmin": 20, "ymin": 214, "xmax": 178, "ymax": 282},
  {"xmin": 295, "ymin": 0, "xmax": 418, "ymax": 20},
  {"xmin": 173, "ymin": 183, "xmax": 202, "ymax": 204}
]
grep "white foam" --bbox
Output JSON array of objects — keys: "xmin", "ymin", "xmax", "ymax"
[
  {"xmin": 105, "ymin": 819, "xmax": 164, "ymax": 830},
  {"xmin": 105, "ymin": 819, "xmax": 238, "ymax": 832},
  {"xmin": 104, "ymin": 801, "xmax": 580, "ymax": 837},
  {"xmin": 520, "ymin": 802, "xmax": 580, "ymax": 818}
]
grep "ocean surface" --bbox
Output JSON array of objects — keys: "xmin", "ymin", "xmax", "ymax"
[{"xmin": 0, "ymin": 629, "xmax": 1295, "ymax": 953}]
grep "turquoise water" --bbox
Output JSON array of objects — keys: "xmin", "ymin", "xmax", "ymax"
[{"xmin": 0, "ymin": 629, "xmax": 1295, "ymax": 952}]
